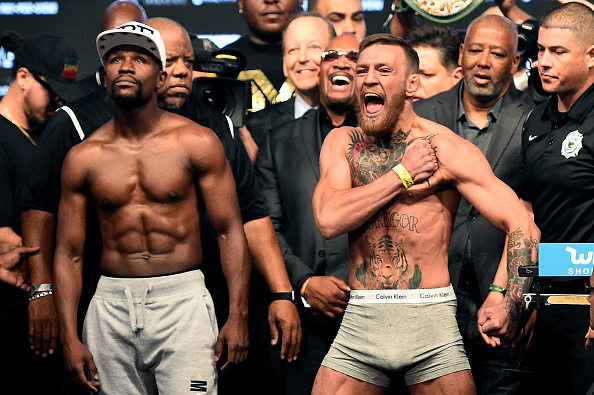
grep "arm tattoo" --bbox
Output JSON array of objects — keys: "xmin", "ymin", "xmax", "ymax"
[{"xmin": 505, "ymin": 228, "xmax": 537, "ymax": 321}]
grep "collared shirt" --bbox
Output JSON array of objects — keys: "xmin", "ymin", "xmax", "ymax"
[
  {"xmin": 319, "ymin": 107, "xmax": 358, "ymax": 144},
  {"xmin": 456, "ymin": 84, "xmax": 504, "ymax": 155},
  {"xmin": 294, "ymin": 94, "xmax": 316, "ymax": 119},
  {"xmin": 520, "ymin": 81, "xmax": 594, "ymax": 243}
]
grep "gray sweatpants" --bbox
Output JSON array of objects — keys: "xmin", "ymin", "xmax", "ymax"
[{"xmin": 82, "ymin": 270, "xmax": 218, "ymax": 394}]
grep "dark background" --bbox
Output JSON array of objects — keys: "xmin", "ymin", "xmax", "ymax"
[{"xmin": 0, "ymin": 0, "xmax": 563, "ymax": 95}]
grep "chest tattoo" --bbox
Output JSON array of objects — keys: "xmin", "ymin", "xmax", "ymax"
[
  {"xmin": 348, "ymin": 129, "xmax": 437, "ymax": 185},
  {"xmin": 348, "ymin": 129, "xmax": 409, "ymax": 185}
]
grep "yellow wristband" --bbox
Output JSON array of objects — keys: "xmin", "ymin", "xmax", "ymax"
[{"xmin": 393, "ymin": 164, "xmax": 414, "ymax": 189}]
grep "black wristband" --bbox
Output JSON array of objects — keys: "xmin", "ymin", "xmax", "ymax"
[{"xmin": 270, "ymin": 291, "xmax": 296, "ymax": 304}]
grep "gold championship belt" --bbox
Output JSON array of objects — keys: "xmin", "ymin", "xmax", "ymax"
[{"xmin": 388, "ymin": 0, "xmax": 485, "ymax": 24}]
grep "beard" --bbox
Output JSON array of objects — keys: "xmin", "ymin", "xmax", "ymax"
[
  {"xmin": 110, "ymin": 78, "xmax": 146, "ymax": 110},
  {"xmin": 158, "ymin": 92, "xmax": 187, "ymax": 114},
  {"xmin": 464, "ymin": 73, "xmax": 508, "ymax": 102},
  {"xmin": 356, "ymin": 89, "xmax": 406, "ymax": 138}
]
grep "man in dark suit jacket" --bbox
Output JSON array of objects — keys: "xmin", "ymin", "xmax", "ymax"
[
  {"xmin": 255, "ymin": 33, "xmax": 361, "ymax": 395},
  {"xmin": 414, "ymin": 14, "xmax": 534, "ymax": 394},
  {"xmin": 244, "ymin": 13, "xmax": 337, "ymax": 159}
]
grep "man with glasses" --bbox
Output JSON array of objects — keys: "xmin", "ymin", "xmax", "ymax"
[
  {"xmin": 0, "ymin": 31, "xmax": 79, "ymax": 394},
  {"xmin": 256, "ymin": 33, "xmax": 360, "ymax": 395}
]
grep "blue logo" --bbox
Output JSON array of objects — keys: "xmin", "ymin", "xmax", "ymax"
[{"xmin": 539, "ymin": 243, "xmax": 594, "ymax": 276}]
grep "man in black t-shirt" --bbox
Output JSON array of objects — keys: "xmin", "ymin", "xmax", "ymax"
[
  {"xmin": 0, "ymin": 31, "xmax": 79, "ymax": 395},
  {"xmin": 518, "ymin": 4, "xmax": 594, "ymax": 394},
  {"xmin": 226, "ymin": 0, "xmax": 302, "ymax": 111}
]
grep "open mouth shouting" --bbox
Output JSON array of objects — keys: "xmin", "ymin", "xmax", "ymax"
[{"xmin": 362, "ymin": 91, "xmax": 384, "ymax": 117}]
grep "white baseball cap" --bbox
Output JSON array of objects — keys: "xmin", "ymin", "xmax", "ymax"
[{"xmin": 96, "ymin": 21, "xmax": 166, "ymax": 70}]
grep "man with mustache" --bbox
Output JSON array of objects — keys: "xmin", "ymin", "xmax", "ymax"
[
  {"xmin": 413, "ymin": 14, "xmax": 534, "ymax": 393},
  {"xmin": 517, "ymin": 3, "xmax": 594, "ymax": 394},
  {"xmin": 311, "ymin": 33, "xmax": 539, "ymax": 395},
  {"xmin": 53, "ymin": 22, "xmax": 250, "ymax": 394},
  {"xmin": 256, "ymin": 33, "xmax": 361, "ymax": 394}
]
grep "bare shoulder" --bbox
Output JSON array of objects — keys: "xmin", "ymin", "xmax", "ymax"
[
  {"xmin": 65, "ymin": 121, "xmax": 113, "ymax": 166},
  {"xmin": 414, "ymin": 115, "xmax": 480, "ymax": 158},
  {"xmin": 326, "ymin": 125, "xmax": 361, "ymax": 143},
  {"xmin": 323, "ymin": 125, "xmax": 367, "ymax": 154},
  {"xmin": 163, "ymin": 112, "xmax": 220, "ymax": 145}
]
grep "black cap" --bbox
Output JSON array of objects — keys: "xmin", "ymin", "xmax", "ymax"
[{"xmin": 13, "ymin": 33, "xmax": 80, "ymax": 102}]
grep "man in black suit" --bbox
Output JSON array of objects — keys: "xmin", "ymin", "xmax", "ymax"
[
  {"xmin": 414, "ymin": 14, "xmax": 533, "ymax": 394},
  {"xmin": 256, "ymin": 33, "xmax": 361, "ymax": 395},
  {"xmin": 244, "ymin": 12, "xmax": 336, "ymax": 161}
]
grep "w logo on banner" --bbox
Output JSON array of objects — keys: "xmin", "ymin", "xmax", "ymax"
[
  {"xmin": 190, "ymin": 380, "xmax": 208, "ymax": 392},
  {"xmin": 539, "ymin": 243, "xmax": 594, "ymax": 276}
]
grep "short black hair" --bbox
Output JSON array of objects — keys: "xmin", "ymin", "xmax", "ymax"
[{"xmin": 404, "ymin": 23, "xmax": 462, "ymax": 73}]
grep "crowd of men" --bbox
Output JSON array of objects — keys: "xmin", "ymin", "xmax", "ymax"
[{"xmin": 1, "ymin": 0, "xmax": 594, "ymax": 394}]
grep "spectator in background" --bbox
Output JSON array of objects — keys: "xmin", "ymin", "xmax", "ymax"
[
  {"xmin": 226, "ymin": 0, "xmax": 302, "ymax": 112},
  {"xmin": 518, "ymin": 3, "xmax": 594, "ymax": 394},
  {"xmin": 309, "ymin": 0, "xmax": 366, "ymax": 37},
  {"xmin": 244, "ymin": 12, "xmax": 336, "ymax": 159},
  {"xmin": 256, "ymin": 33, "xmax": 361, "ymax": 395},
  {"xmin": 0, "ymin": 30, "xmax": 79, "ymax": 395},
  {"xmin": 404, "ymin": 23, "xmax": 463, "ymax": 101},
  {"xmin": 414, "ymin": 14, "xmax": 533, "ymax": 394}
]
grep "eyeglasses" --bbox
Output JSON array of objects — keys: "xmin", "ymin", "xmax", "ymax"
[
  {"xmin": 321, "ymin": 50, "xmax": 358, "ymax": 63},
  {"xmin": 585, "ymin": 284, "xmax": 594, "ymax": 295},
  {"xmin": 32, "ymin": 73, "xmax": 63, "ymax": 105}
]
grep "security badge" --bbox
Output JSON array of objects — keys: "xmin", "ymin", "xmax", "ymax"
[{"xmin": 561, "ymin": 130, "xmax": 583, "ymax": 159}]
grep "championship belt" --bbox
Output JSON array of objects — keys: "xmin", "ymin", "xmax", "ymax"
[{"xmin": 392, "ymin": 0, "xmax": 485, "ymax": 23}]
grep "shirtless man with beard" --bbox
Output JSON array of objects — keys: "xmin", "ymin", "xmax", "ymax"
[{"xmin": 311, "ymin": 34, "xmax": 539, "ymax": 395}]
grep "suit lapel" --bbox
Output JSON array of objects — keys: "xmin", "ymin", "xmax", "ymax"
[
  {"xmin": 435, "ymin": 84, "xmax": 461, "ymax": 133},
  {"xmin": 484, "ymin": 88, "xmax": 523, "ymax": 168}
]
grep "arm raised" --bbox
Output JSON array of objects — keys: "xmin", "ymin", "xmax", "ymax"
[{"xmin": 313, "ymin": 127, "xmax": 437, "ymax": 239}]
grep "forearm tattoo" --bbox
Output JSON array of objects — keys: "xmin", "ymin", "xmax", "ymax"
[
  {"xmin": 355, "ymin": 234, "xmax": 422, "ymax": 289},
  {"xmin": 505, "ymin": 228, "xmax": 537, "ymax": 321}
]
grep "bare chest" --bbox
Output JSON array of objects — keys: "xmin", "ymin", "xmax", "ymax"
[
  {"xmin": 349, "ymin": 136, "xmax": 407, "ymax": 187},
  {"xmin": 87, "ymin": 147, "xmax": 194, "ymax": 210}
]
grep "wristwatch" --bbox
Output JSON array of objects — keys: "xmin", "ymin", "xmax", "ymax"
[{"xmin": 270, "ymin": 291, "xmax": 296, "ymax": 304}]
